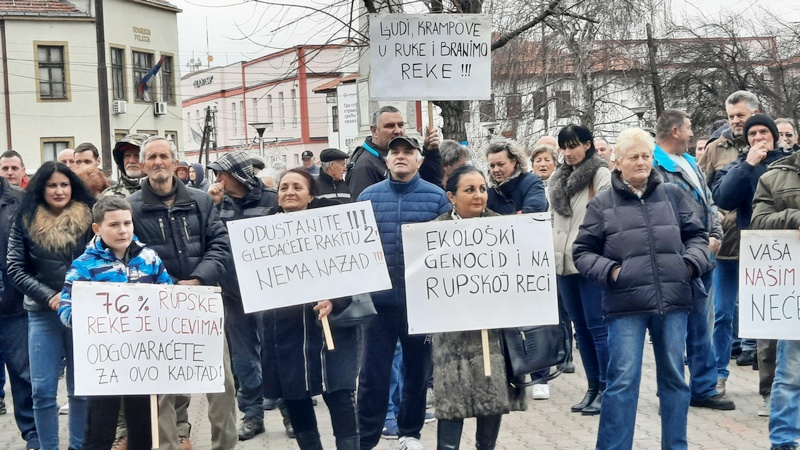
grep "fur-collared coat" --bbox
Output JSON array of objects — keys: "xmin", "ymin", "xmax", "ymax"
[
  {"xmin": 7, "ymin": 201, "xmax": 94, "ymax": 312},
  {"xmin": 549, "ymin": 156, "xmax": 610, "ymax": 275},
  {"xmin": 431, "ymin": 209, "xmax": 526, "ymax": 420}
]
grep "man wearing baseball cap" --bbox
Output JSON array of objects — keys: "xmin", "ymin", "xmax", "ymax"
[
  {"xmin": 316, "ymin": 148, "xmax": 351, "ymax": 203},
  {"xmin": 207, "ymin": 151, "xmax": 283, "ymax": 441},
  {"xmin": 297, "ymin": 150, "xmax": 320, "ymax": 177},
  {"xmin": 356, "ymin": 134, "xmax": 449, "ymax": 450}
]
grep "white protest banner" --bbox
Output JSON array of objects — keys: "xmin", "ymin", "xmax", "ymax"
[
  {"xmin": 369, "ymin": 13, "xmax": 492, "ymax": 101},
  {"xmin": 227, "ymin": 201, "xmax": 392, "ymax": 313},
  {"xmin": 402, "ymin": 213, "xmax": 558, "ymax": 334},
  {"xmin": 739, "ymin": 230, "xmax": 800, "ymax": 339},
  {"xmin": 72, "ymin": 282, "xmax": 225, "ymax": 396},
  {"xmin": 337, "ymin": 83, "xmax": 359, "ymax": 152}
]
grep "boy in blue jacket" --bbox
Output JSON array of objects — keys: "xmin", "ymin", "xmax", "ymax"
[{"xmin": 59, "ymin": 196, "xmax": 171, "ymax": 450}]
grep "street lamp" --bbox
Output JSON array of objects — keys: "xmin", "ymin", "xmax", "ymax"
[
  {"xmin": 630, "ymin": 106, "xmax": 649, "ymax": 127},
  {"xmin": 249, "ymin": 122, "xmax": 273, "ymax": 158}
]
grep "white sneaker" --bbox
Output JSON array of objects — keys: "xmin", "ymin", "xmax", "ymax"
[
  {"xmin": 532, "ymin": 384, "xmax": 550, "ymax": 400},
  {"xmin": 58, "ymin": 403, "xmax": 69, "ymax": 415},
  {"xmin": 758, "ymin": 395, "xmax": 770, "ymax": 417},
  {"xmin": 399, "ymin": 436, "xmax": 425, "ymax": 450}
]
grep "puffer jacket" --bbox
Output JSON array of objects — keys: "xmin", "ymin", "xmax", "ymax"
[
  {"xmin": 7, "ymin": 201, "xmax": 94, "ymax": 312},
  {"xmin": 316, "ymin": 169, "xmax": 351, "ymax": 203},
  {"xmin": 58, "ymin": 235, "xmax": 172, "ymax": 327},
  {"xmin": 653, "ymin": 145, "xmax": 723, "ymax": 246},
  {"xmin": 712, "ymin": 147, "xmax": 788, "ymax": 232},
  {"xmin": 549, "ymin": 156, "xmax": 611, "ymax": 275},
  {"xmin": 217, "ymin": 184, "xmax": 278, "ymax": 302},
  {"xmin": 0, "ymin": 178, "xmax": 23, "ymax": 316},
  {"xmin": 348, "ymin": 136, "xmax": 444, "ymax": 199},
  {"xmin": 358, "ymin": 173, "xmax": 450, "ymax": 307},
  {"xmin": 751, "ymin": 152, "xmax": 800, "ymax": 230},
  {"xmin": 487, "ymin": 171, "xmax": 548, "ymax": 215},
  {"xmin": 127, "ymin": 177, "xmax": 229, "ymax": 285},
  {"xmin": 573, "ymin": 170, "xmax": 711, "ymax": 318},
  {"xmin": 698, "ymin": 132, "xmax": 747, "ymax": 259},
  {"xmin": 431, "ymin": 209, "xmax": 526, "ymax": 420}
]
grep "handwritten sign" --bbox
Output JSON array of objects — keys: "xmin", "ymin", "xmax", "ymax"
[
  {"xmin": 402, "ymin": 213, "xmax": 558, "ymax": 334},
  {"xmin": 369, "ymin": 13, "xmax": 492, "ymax": 101},
  {"xmin": 739, "ymin": 230, "xmax": 800, "ymax": 339},
  {"xmin": 227, "ymin": 201, "xmax": 392, "ymax": 313},
  {"xmin": 72, "ymin": 282, "xmax": 225, "ymax": 396}
]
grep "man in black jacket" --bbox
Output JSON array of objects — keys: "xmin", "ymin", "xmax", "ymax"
[
  {"xmin": 347, "ymin": 105, "xmax": 443, "ymax": 199},
  {"xmin": 128, "ymin": 137, "xmax": 237, "ymax": 450},
  {"xmin": 0, "ymin": 176, "xmax": 38, "ymax": 448},
  {"xmin": 207, "ymin": 151, "xmax": 280, "ymax": 441},
  {"xmin": 316, "ymin": 148, "xmax": 351, "ymax": 203}
]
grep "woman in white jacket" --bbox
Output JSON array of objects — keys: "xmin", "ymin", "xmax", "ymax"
[{"xmin": 548, "ymin": 124, "xmax": 611, "ymax": 415}]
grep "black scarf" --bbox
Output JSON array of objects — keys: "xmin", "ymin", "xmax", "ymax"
[{"xmin": 548, "ymin": 156, "xmax": 607, "ymax": 217}]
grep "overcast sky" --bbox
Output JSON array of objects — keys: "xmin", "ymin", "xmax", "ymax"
[{"xmin": 171, "ymin": 0, "xmax": 800, "ymax": 72}]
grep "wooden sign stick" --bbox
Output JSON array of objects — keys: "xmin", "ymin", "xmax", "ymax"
[
  {"xmin": 321, "ymin": 316, "xmax": 335, "ymax": 350},
  {"xmin": 481, "ymin": 329, "xmax": 491, "ymax": 377},
  {"xmin": 151, "ymin": 394, "xmax": 159, "ymax": 448}
]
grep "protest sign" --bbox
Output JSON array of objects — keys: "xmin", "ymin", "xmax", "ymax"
[
  {"xmin": 227, "ymin": 201, "xmax": 392, "ymax": 313},
  {"xmin": 72, "ymin": 282, "xmax": 225, "ymax": 396},
  {"xmin": 369, "ymin": 13, "xmax": 492, "ymax": 101},
  {"xmin": 337, "ymin": 83, "xmax": 359, "ymax": 152},
  {"xmin": 739, "ymin": 230, "xmax": 800, "ymax": 339},
  {"xmin": 402, "ymin": 213, "xmax": 558, "ymax": 334}
]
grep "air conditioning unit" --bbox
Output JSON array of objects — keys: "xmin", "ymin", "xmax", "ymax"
[
  {"xmin": 112, "ymin": 100, "xmax": 127, "ymax": 115},
  {"xmin": 154, "ymin": 101, "xmax": 167, "ymax": 116}
]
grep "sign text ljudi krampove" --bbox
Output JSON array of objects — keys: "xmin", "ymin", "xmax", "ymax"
[
  {"xmin": 369, "ymin": 13, "xmax": 492, "ymax": 101},
  {"xmin": 739, "ymin": 230, "xmax": 800, "ymax": 340},
  {"xmin": 72, "ymin": 282, "xmax": 225, "ymax": 396},
  {"xmin": 227, "ymin": 201, "xmax": 392, "ymax": 313},
  {"xmin": 403, "ymin": 213, "xmax": 558, "ymax": 334}
]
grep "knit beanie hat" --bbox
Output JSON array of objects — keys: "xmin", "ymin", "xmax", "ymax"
[{"xmin": 743, "ymin": 114, "xmax": 779, "ymax": 147}]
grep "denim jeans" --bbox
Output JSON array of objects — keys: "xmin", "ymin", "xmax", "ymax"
[
  {"xmin": 596, "ymin": 311, "xmax": 690, "ymax": 450},
  {"xmin": 0, "ymin": 312, "xmax": 36, "ymax": 443},
  {"xmin": 386, "ymin": 340, "xmax": 403, "ymax": 421},
  {"xmin": 557, "ymin": 274, "xmax": 608, "ymax": 384},
  {"xmin": 224, "ymin": 299, "xmax": 264, "ymax": 421},
  {"xmin": 28, "ymin": 310, "xmax": 87, "ymax": 450},
  {"xmin": 769, "ymin": 340, "xmax": 800, "ymax": 448},
  {"xmin": 713, "ymin": 259, "xmax": 738, "ymax": 379},
  {"xmin": 357, "ymin": 304, "xmax": 431, "ymax": 450},
  {"xmin": 687, "ymin": 271, "xmax": 719, "ymax": 400}
]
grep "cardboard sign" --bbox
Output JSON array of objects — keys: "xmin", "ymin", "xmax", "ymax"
[
  {"xmin": 227, "ymin": 201, "xmax": 392, "ymax": 313},
  {"xmin": 369, "ymin": 13, "xmax": 492, "ymax": 101},
  {"xmin": 739, "ymin": 230, "xmax": 800, "ymax": 339},
  {"xmin": 72, "ymin": 282, "xmax": 225, "ymax": 396},
  {"xmin": 403, "ymin": 213, "xmax": 558, "ymax": 334}
]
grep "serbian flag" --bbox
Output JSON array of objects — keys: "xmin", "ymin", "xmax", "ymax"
[{"xmin": 137, "ymin": 55, "xmax": 167, "ymax": 98}]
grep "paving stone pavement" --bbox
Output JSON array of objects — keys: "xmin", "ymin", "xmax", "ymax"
[{"xmin": 0, "ymin": 348, "xmax": 771, "ymax": 449}]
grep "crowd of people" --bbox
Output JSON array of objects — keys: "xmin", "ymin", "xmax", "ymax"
[{"xmin": 0, "ymin": 94, "xmax": 797, "ymax": 450}]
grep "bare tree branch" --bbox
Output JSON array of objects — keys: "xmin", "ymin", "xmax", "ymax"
[{"xmin": 491, "ymin": 0, "xmax": 563, "ymax": 51}]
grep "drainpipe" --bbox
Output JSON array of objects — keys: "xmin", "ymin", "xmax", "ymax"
[{"xmin": 1, "ymin": 20, "xmax": 12, "ymax": 149}]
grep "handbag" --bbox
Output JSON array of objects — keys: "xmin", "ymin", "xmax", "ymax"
[
  {"xmin": 326, "ymin": 293, "xmax": 377, "ymax": 328},
  {"xmin": 502, "ymin": 321, "xmax": 570, "ymax": 387}
]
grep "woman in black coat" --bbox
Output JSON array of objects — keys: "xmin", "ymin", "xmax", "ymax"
[
  {"xmin": 261, "ymin": 169, "xmax": 359, "ymax": 450},
  {"xmin": 7, "ymin": 162, "xmax": 95, "ymax": 450},
  {"xmin": 572, "ymin": 128, "xmax": 711, "ymax": 450}
]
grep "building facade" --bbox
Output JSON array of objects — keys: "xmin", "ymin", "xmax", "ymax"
[
  {"xmin": 181, "ymin": 44, "xmax": 353, "ymax": 167},
  {"xmin": 0, "ymin": 0, "xmax": 182, "ymax": 170}
]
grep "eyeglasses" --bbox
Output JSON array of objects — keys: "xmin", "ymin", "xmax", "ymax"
[{"xmin": 780, "ymin": 132, "xmax": 795, "ymax": 138}]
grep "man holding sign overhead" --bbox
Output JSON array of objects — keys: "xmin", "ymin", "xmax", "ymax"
[{"xmin": 356, "ymin": 135, "xmax": 450, "ymax": 450}]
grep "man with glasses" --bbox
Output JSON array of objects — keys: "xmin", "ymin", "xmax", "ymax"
[
  {"xmin": 776, "ymin": 118, "xmax": 798, "ymax": 152},
  {"xmin": 316, "ymin": 148, "xmax": 351, "ymax": 203}
]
